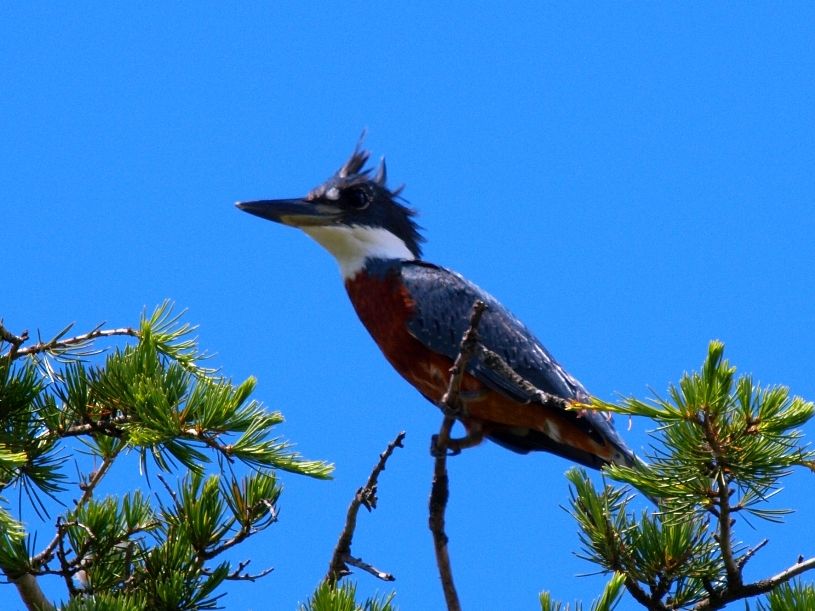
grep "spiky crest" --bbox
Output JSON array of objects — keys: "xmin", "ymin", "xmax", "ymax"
[{"xmin": 306, "ymin": 144, "xmax": 424, "ymax": 258}]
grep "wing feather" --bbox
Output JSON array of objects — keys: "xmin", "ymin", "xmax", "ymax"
[
  {"xmin": 399, "ymin": 261, "xmax": 637, "ymax": 466},
  {"xmin": 400, "ymin": 261, "xmax": 588, "ymax": 403}
]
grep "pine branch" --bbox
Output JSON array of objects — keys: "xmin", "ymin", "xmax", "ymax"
[
  {"xmin": 4, "ymin": 326, "xmax": 139, "ymax": 360},
  {"xmin": 698, "ymin": 410, "xmax": 742, "ymax": 588},
  {"xmin": 693, "ymin": 556, "xmax": 815, "ymax": 610},
  {"xmin": 3, "ymin": 572, "xmax": 55, "ymax": 611},
  {"xmin": 0, "ymin": 322, "xmax": 29, "ymax": 360},
  {"xmin": 30, "ymin": 452, "xmax": 119, "ymax": 572},
  {"xmin": 56, "ymin": 416, "xmax": 130, "ymax": 438},
  {"xmin": 2, "ymin": 304, "xmax": 331, "ymax": 608},
  {"xmin": 575, "ymin": 342, "xmax": 815, "ymax": 609},
  {"xmin": 3, "ymin": 408, "xmax": 122, "ymax": 609}
]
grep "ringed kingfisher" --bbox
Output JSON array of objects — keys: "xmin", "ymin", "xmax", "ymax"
[{"xmin": 237, "ymin": 146, "xmax": 637, "ymax": 470}]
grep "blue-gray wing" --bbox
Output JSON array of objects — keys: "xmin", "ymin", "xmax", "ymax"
[
  {"xmin": 399, "ymin": 261, "xmax": 590, "ymax": 403},
  {"xmin": 398, "ymin": 260, "xmax": 640, "ymax": 467}
]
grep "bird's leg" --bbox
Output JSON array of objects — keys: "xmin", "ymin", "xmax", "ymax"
[{"xmin": 430, "ymin": 421, "xmax": 484, "ymax": 456}]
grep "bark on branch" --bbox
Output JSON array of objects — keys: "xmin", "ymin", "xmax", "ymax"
[
  {"xmin": 325, "ymin": 431, "xmax": 406, "ymax": 583},
  {"xmin": 429, "ymin": 300, "xmax": 487, "ymax": 611},
  {"xmin": 1, "ymin": 324, "xmax": 139, "ymax": 361},
  {"xmin": 693, "ymin": 555, "xmax": 815, "ymax": 610},
  {"xmin": 4, "ymin": 572, "xmax": 55, "ymax": 611}
]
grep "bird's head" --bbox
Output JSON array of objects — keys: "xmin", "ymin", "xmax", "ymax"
[{"xmin": 237, "ymin": 146, "xmax": 424, "ymax": 279}]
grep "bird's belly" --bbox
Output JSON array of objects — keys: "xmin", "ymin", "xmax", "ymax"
[{"xmin": 399, "ymin": 356, "xmax": 602, "ymax": 451}]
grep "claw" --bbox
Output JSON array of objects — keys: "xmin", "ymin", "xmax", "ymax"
[
  {"xmin": 430, "ymin": 431, "xmax": 482, "ymax": 456},
  {"xmin": 430, "ymin": 434, "xmax": 454, "ymax": 457}
]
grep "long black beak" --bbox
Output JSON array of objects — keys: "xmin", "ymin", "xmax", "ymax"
[{"xmin": 235, "ymin": 198, "xmax": 341, "ymax": 227}]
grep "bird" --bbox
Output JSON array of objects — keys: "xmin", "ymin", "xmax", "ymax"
[{"xmin": 237, "ymin": 145, "xmax": 637, "ymax": 470}]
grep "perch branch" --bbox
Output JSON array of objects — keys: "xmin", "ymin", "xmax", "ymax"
[{"xmin": 429, "ymin": 300, "xmax": 487, "ymax": 611}]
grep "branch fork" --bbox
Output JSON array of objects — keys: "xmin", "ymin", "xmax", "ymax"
[{"xmin": 325, "ymin": 431, "xmax": 406, "ymax": 584}]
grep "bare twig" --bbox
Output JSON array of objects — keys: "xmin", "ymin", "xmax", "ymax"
[
  {"xmin": 737, "ymin": 538, "xmax": 769, "ymax": 571},
  {"xmin": 693, "ymin": 555, "xmax": 815, "ymax": 610},
  {"xmin": 429, "ymin": 300, "xmax": 487, "ymax": 611},
  {"xmin": 622, "ymin": 575, "xmax": 666, "ymax": 610},
  {"xmin": 715, "ymin": 472, "xmax": 740, "ymax": 586},
  {"xmin": 325, "ymin": 431, "xmax": 406, "ymax": 583},
  {"xmin": 55, "ymin": 518, "xmax": 84, "ymax": 597},
  {"xmin": 31, "ymin": 452, "xmax": 120, "ymax": 573},
  {"xmin": 4, "ymin": 326, "xmax": 139, "ymax": 360},
  {"xmin": 0, "ymin": 322, "xmax": 26, "ymax": 345},
  {"xmin": 742, "ymin": 556, "xmax": 815, "ymax": 596},
  {"xmin": 203, "ymin": 559, "xmax": 274, "ymax": 582},
  {"xmin": 345, "ymin": 555, "xmax": 395, "ymax": 582},
  {"xmin": 76, "ymin": 453, "xmax": 119, "ymax": 510},
  {"xmin": 200, "ymin": 521, "xmax": 252, "ymax": 560},
  {"xmin": 0, "ymin": 322, "xmax": 29, "ymax": 361},
  {"xmin": 154, "ymin": 472, "xmax": 180, "ymax": 507}
]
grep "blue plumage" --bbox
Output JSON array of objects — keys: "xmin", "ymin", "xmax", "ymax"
[{"xmin": 396, "ymin": 260, "xmax": 635, "ymax": 465}]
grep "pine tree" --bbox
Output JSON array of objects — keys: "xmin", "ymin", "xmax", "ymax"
[
  {"xmin": 542, "ymin": 342, "xmax": 815, "ymax": 610},
  {"xmin": 0, "ymin": 302, "xmax": 332, "ymax": 610},
  {"xmin": 4, "ymin": 305, "xmax": 814, "ymax": 610}
]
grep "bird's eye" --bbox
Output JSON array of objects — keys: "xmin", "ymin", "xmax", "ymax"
[{"xmin": 342, "ymin": 187, "xmax": 370, "ymax": 210}]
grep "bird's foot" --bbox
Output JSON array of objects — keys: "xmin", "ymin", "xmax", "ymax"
[
  {"xmin": 430, "ymin": 434, "xmax": 461, "ymax": 457},
  {"xmin": 430, "ymin": 431, "xmax": 483, "ymax": 457}
]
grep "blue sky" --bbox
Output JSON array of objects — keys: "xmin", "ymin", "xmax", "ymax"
[{"xmin": 3, "ymin": 3, "xmax": 815, "ymax": 609}]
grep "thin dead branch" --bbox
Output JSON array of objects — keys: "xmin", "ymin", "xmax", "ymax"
[
  {"xmin": 693, "ymin": 555, "xmax": 815, "ymax": 610},
  {"xmin": 325, "ymin": 431, "xmax": 406, "ymax": 583},
  {"xmin": 344, "ymin": 555, "xmax": 395, "ymax": 582},
  {"xmin": 0, "ymin": 322, "xmax": 29, "ymax": 361},
  {"xmin": 429, "ymin": 300, "xmax": 487, "ymax": 611},
  {"xmin": 2, "ymin": 325, "xmax": 139, "ymax": 361}
]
